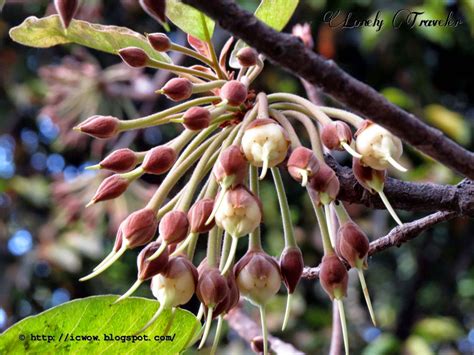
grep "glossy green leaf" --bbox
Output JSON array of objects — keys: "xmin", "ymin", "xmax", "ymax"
[
  {"xmin": 254, "ymin": 0, "xmax": 299, "ymax": 31},
  {"xmin": 165, "ymin": 0, "xmax": 214, "ymax": 41},
  {"xmin": 9, "ymin": 15, "xmax": 172, "ymax": 63},
  {"xmin": 0, "ymin": 296, "xmax": 199, "ymax": 354}
]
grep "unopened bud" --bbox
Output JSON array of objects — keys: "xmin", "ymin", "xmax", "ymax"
[
  {"xmin": 319, "ymin": 254, "xmax": 348, "ymax": 300},
  {"xmin": 321, "ymin": 121, "xmax": 353, "ymax": 151},
  {"xmin": 88, "ymin": 174, "xmax": 129, "ymax": 205},
  {"xmin": 220, "ymin": 80, "xmax": 247, "ymax": 106},
  {"xmin": 242, "ymin": 119, "xmax": 290, "ymax": 179},
  {"xmin": 308, "ymin": 163, "xmax": 340, "ymax": 205},
  {"xmin": 142, "ymin": 146, "xmax": 176, "ymax": 175},
  {"xmin": 213, "ymin": 145, "xmax": 248, "ymax": 189},
  {"xmin": 355, "ymin": 120, "xmax": 405, "ymax": 171},
  {"xmin": 139, "ymin": 0, "xmax": 166, "ymax": 24},
  {"xmin": 54, "ymin": 0, "xmax": 78, "ymax": 29},
  {"xmin": 236, "ymin": 47, "xmax": 258, "ymax": 67},
  {"xmin": 159, "ymin": 210, "xmax": 189, "ymax": 244},
  {"xmin": 95, "ymin": 148, "xmax": 137, "ymax": 173},
  {"xmin": 214, "ymin": 272, "xmax": 240, "ymax": 316},
  {"xmin": 118, "ymin": 47, "xmax": 150, "ymax": 68},
  {"xmin": 336, "ymin": 221, "xmax": 369, "ymax": 269},
  {"xmin": 74, "ymin": 115, "xmax": 120, "ymax": 139},
  {"xmin": 188, "ymin": 198, "xmax": 215, "ymax": 233},
  {"xmin": 280, "ymin": 247, "xmax": 304, "ymax": 294},
  {"xmin": 160, "ymin": 78, "xmax": 193, "ymax": 101},
  {"xmin": 251, "ymin": 336, "xmax": 265, "ymax": 354},
  {"xmin": 287, "ymin": 147, "xmax": 320, "ymax": 186},
  {"xmin": 215, "ymin": 185, "xmax": 262, "ymax": 238},
  {"xmin": 122, "ymin": 208, "xmax": 158, "ymax": 248},
  {"xmin": 137, "ymin": 241, "xmax": 169, "ymax": 280},
  {"xmin": 352, "ymin": 158, "xmax": 386, "ymax": 194},
  {"xmin": 182, "ymin": 106, "xmax": 211, "ymax": 131},
  {"xmin": 147, "ymin": 33, "xmax": 172, "ymax": 52},
  {"xmin": 196, "ymin": 264, "xmax": 229, "ymax": 308},
  {"xmin": 235, "ymin": 250, "xmax": 281, "ymax": 306},
  {"xmin": 150, "ymin": 255, "xmax": 198, "ymax": 307}
]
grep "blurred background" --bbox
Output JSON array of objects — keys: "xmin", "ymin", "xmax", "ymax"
[{"xmin": 1, "ymin": 0, "xmax": 473, "ymax": 354}]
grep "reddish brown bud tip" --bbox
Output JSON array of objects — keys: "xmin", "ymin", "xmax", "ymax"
[
  {"xmin": 159, "ymin": 210, "xmax": 190, "ymax": 244},
  {"xmin": 280, "ymin": 247, "xmax": 304, "ymax": 293},
  {"xmin": 188, "ymin": 198, "xmax": 215, "ymax": 233},
  {"xmin": 142, "ymin": 146, "xmax": 176, "ymax": 175},
  {"xmin": 90, "ymin": 174, "xmax": 129, "ymax": 204},
  {"xmin": 234, "ymin": 250, "xmax": 281, "ymax": 306},
  {"xmin": 197, "ymin": 265, "xmax": 229, "ymax": 308},
  {"xmin": 319, "ymin": 254, "xmax": 348, "ymax": 300},
  {"xmin": 161, "ymin": 78, "xmax": 193, "ymax": 102},
  {"xmin": 99, "ymin": 148, "xmax": 137, "ymax": 173},
  {"xmin": 137, "ymin": 241, "xmax": 169, "ymax": 280},
  {"xmin": 118, "ymin": 47, "xmax": 149, "ymax": 68},
  {"xmin": 308, "ymin": 163, "xmax": 340, "ymax": 205},
  {"xmin": 75, "ymin": 115, "xmax": 120, "ymax": 139},
  {"xmin": 214, "ymin": 272, "xmax": 240, "ymax": 316},
  {"xmin": 220, "ymin": 80, "xmax": 247, "ymax": 106},
  {"xmin": 251, "ymin": 336, "xmax": 265, "ymax": 354},
  {"xmin": 287, "ymin": 147, "xmax": 320, "ymax": 184},
  {"xmin": 321, "ymin": 121, "xmax": 353, "ymax": 150},
  {"xmin": 336, "ymin": 221, "xmax": 369, "ymax": 269},
  {"xmin": 139, "ymin": 0, "xmax": 166, "ymax": 23},
  {"xmin": 113, "ymin": 227, "xmax": 124, "ymax": 252},
  {"xmin": 213, "ymin": 145, "xmax": 248, "ymax": 188},
  {"xmin": 352, "ymin": 158, "xmax": 386, "ymax": 194},
  {"xmin": 182, "ymin": 106, "xmax": 211, "ymax": 131},
  {"xmin": 236, "ymin": 47, "xmax": 258, "ymax": 67},
  {"xmin": 54, "ymin": 0, "xmax": 78, "ymax": 29},
  {"xmin": 122, "ymin": 208, "xmax": 158, "ymax": 248},
  {"xmin": 163, "ymin": 255, "xmax": 198, "ymax": 286},
  {"xmin": 147, "ymin": 33, "xmax": 171, "ymax": 52}
]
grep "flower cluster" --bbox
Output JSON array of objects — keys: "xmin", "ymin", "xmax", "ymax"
[{"xmin": 53, "ymin": 1, "xmax": 410, "ymax": 354}]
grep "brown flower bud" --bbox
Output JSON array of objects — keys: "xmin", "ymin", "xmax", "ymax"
[
  {"xmin": 74, "ymin": 115, "xmax": 120, "ymax": 139},
  {"xmin": 139, "ymin": 0, "xmax": 166, "ymax": 23},
  {"xmin": 137, "ymin": 241, "xmax": 169, "ymax": 280},
  {"xmin": 352, "ymin": 158, "xmax": 386, "ymax": 194},
  {"xmin": 113, "ymin": 226, "xmax": 124, "ymax": 252},
  {"xmin": 54, "ymin": 0, "xmax": 78, "ymax": 29},
  {"xmin": 214, "ymin": 272, "xmax": 240, "ymax": 316},
  {"xmin": 234, "ymin": 250, "xmax": 281, "ymax": 306},
  {"xmin": 142, "ymin": 146, "xmax": 176, "ymax": 175},
  {"xmin": 319, "ymin": 254, "xmax": 348, "ymax": 300},
  {"xmin": 236, "ymin": 47, "xmax": 258, "ymax": 67},
  {"xmin": 280, "ymin": 247, "xmax": 304, "ymax": 294},
  {"xmin": 287, "ymin": 147, "xmax": 320, "ymax": 186},
  {"xmin": 213, "ymin": 145, "xmax": 248, "ymax": 189},
  {"xmin": 147, "ymin": 32, "xmax": 171, "ymax": 52},
  {"xmin": 308, "ymin": 163, "xmax": 340, "ymax": 205},
  {"xmin": 89, "ymin": 174, "xmax": 129, "ymax": 205},
  {"xmin": 118, "ymin": 47, "xmax": 150, "ymax": 68},
  {"xmin": 196, "ymin": 265, "xmax": 229, "ymax": 308},
  {"xmin": 159, "ymin": 210, "xmax": 189, "ymax": 244},
  {"xmin": 121, "ymin": 208, "xmax": 158, "ymax": 248},
  {"xmin": 182, "ymin": 106, "xmax": 211, "ymax": 131},
  {"xmin": 336, "ymin": 221, "xmax": 369, "ymax": 269},
  {"xmin": 251, "ymin": 336, "xmax": 265, "ymax": 354},
  {"xmin": 160, "ymin": 78, "xmax": 193, "ymax": 101},
  {"xmin": 151, "ymin": 255, "xmax": 198, "ymax": 308},
  {"xmin": 321, "ymin": 121, "xmax": 353, "ymax": 151},
  {"xmin": 97, "ymin": 148, "xmax": 137, "ymax": 173},
  {"xmin": 188, "ymin": 198, "xmax": 215, "ymax": 233},
  {"xmin": 220, "ymin": 80, "xmax": 247, "ymax": 106}
]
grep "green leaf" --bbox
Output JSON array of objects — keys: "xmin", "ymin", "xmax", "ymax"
[
  {"xmin": 254, "ymin": 0, "xmax": 299, "ymax": 31},
  {"xmin": 165, "ymin": 0, "xmax": 214, "ymax": 41},
  {"xmin": 424, "ymin": 104, "xmax": 471, "ymax": 145},
  {"xmin": 0, "ymin": 296, "xmax": 199, "ymax": 354},
  {"xmin": 413, "ymin": 317, "xmax": 464, "ymax": 343},
  {"xmin": 9, "ymin": 15, "xmax": 172, "ymax": 63}
]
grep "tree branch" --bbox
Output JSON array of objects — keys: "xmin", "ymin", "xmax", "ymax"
[
  {"xmin": 182, "ymin": 0, "xmax": 474, "ymax": 179},
  {"xmin": 302, "ymin": 210, "xmax": 458, "ymax": 280}
]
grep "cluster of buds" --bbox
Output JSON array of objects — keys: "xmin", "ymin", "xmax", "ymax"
[{"xmin": 49, "ymin": 3, "xmax": 413, "ymax": 354}]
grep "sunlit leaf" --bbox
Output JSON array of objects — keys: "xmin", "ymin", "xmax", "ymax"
[
  {"xmin": 0, "ymin": 296, "xmax": 199, "ymax": 354},
  {"xmin": 413, "ymin": 317, "xmax": 464, "ymax": 342},
  {"xmin": 9, "ymin": 15, "xmax": 172, "ymax": 63},
  {"xmin": 424, "ymin": 104, "xmax": 471, "ymax": 145},
  {"xmin": 381, "ymin": 87, "xmax": 415, "ymax": 110},
  {"xmin": 255, "ymin": 0, "xmax": 299, "ymax": 31},
  {"xmin": 165, "ymin": 0, "xmax": 214, "ymax": 41}
]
